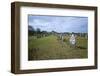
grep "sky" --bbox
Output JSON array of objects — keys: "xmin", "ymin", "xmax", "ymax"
[{"xmin": 28, "ymin": 15, "xmax": 88, "ymax": 33}]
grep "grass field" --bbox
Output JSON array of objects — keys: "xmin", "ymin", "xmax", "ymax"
[{"xmin": 28, "ymin": 35, "xmax": 88, "ymax": 60}]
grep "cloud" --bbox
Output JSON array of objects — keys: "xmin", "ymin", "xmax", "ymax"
[{"xmin": 28, "ymin": 15, "xmax": 88, "ymax": 33}]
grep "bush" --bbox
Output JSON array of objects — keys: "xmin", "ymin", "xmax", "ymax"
[{"xmin": 63, "ymin": 38, "xmax": 67, "ymax": 42}]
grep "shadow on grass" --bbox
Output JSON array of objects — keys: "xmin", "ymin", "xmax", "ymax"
[{"xmin": 76, "ymin": 46, "xmax": 87, "ymax": 49}]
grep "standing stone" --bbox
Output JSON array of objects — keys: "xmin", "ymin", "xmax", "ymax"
[{"xmin": 69, "ymin": 34, "xmax": 76, "ymax": 47}]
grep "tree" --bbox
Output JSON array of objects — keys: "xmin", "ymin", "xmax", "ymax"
[
  {"xmin": 36, "ymin": 28, "xmax": 41, "ymax": 34},
  {"xmin": 28, "ymin": 25, "xmax": 35, "ymax": 36}
]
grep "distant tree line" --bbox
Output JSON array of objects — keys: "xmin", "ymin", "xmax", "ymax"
[
  {"xmin": 28, "ymin": 25, "xmax": 88, "ymax": 38},
  {"xmin": 28, "ymin": 25, "xmax": 51, "ymax": 38}
]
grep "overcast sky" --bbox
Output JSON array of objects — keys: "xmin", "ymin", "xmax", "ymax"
[{"xmin": 28, "ymin": 15, "xmax": 88, "ymax": 33}]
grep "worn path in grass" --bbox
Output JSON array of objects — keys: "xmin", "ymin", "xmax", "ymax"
[{"xmin": 28, "ymin": 35, "xmax": 88, "ymax": 60}]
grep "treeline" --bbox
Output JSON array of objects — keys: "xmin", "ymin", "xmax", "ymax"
[
  {"xmin": 28, "ymin": 25, "xmax": 88, "ymax": 38},
  {"xmin": 28, "ymin": 25, "xmax": 51, "ymax": 38}
]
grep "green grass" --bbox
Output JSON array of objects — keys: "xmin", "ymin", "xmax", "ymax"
[{"xmin": 28, "ymin": 35, "xmax": 88, "ymax": 60}]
